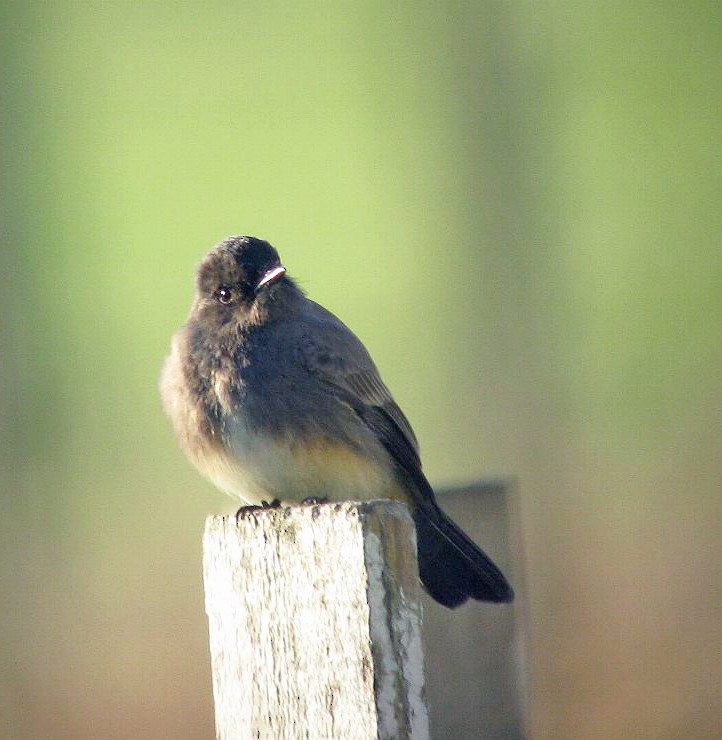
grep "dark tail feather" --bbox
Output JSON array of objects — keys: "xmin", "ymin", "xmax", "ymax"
[
  {"xmin": 414, "ymin": 504, "xmax": 514, "ymax": 608},
  {"xmin": 352, "ymin": 405, "xmax": 513, "ymax": 607}
]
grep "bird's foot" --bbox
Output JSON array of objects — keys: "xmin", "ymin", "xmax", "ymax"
[{"xmin": 235, "ymin": 498, "xmax": 282, "ymax": 521}]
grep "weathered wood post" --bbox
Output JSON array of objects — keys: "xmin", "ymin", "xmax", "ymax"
[{"xmin": 202, "ymin": 500, "xmax": 429, "ymax": 740}]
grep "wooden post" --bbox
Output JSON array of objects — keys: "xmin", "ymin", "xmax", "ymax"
[
  {"xmin": 423, "ymin": 482, "xmax": 524, "ymax": 738},
  {"xmin": 202, "ymin": 501, "xmax": 429, "ymax": 740}
]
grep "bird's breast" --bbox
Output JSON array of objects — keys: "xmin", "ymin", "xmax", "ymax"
[{"xmin": 200, "ymin": 421, "xmax": 404, "ymax": 506}]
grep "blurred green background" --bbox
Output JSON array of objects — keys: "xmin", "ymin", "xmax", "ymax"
[{"xmin": 1, "ymin": 2, "xmax": 719, "ymax": 738}]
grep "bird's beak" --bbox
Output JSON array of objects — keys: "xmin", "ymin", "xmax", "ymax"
[{"xmin": 256, "ymin": 265, "xmax": 286, "ymax": 291}]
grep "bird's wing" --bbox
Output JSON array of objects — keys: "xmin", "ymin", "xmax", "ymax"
[
  {"xmin": 296, "ymin": 304, "xmax": 514, "ymax": 605},
  {"xmin": 296, "ymin": 304, "xmax": 420, "ymax": 459}
]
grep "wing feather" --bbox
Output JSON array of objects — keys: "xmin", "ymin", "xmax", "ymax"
[{"xmin": 296, "ymin": 308, "xmax": 419, "ymax": 455}]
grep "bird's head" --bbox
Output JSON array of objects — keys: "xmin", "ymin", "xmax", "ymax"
[{"xmin": 191, "ymin": 236, "xmax": 294, "ymax": 332}]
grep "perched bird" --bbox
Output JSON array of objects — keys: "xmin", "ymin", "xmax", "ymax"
[{"xmin": 160, "ymin": 236, "xmax": 513, "ymax": 608}]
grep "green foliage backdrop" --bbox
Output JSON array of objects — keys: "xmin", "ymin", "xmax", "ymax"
[{"xmin": 1, "ymin": 3, "xmax": 719, "ymax": 738}]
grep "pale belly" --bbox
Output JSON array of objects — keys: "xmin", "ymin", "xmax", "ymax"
[{"xmin": 192, "ymin": 422, "xmax": 404, "ymax": 506}]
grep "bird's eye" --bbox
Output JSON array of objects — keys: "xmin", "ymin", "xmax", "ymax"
[{"xmin": 216, "ymin": 287, "xmax": 233, "ymax": 304}]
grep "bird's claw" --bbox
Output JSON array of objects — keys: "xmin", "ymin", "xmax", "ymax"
[{"xmin": 235, "ymin": 498, "xmax": 282, "ymax": 521}]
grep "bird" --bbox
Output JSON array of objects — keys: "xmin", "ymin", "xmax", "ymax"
[{"xmin": 160, "ymin": 235, "xmax": 514, "ymax": 608}]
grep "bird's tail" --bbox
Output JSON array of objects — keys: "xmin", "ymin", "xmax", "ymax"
[{"xmin": 413, "ymin": 503, "xmax": 514, "ymax": 608}]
